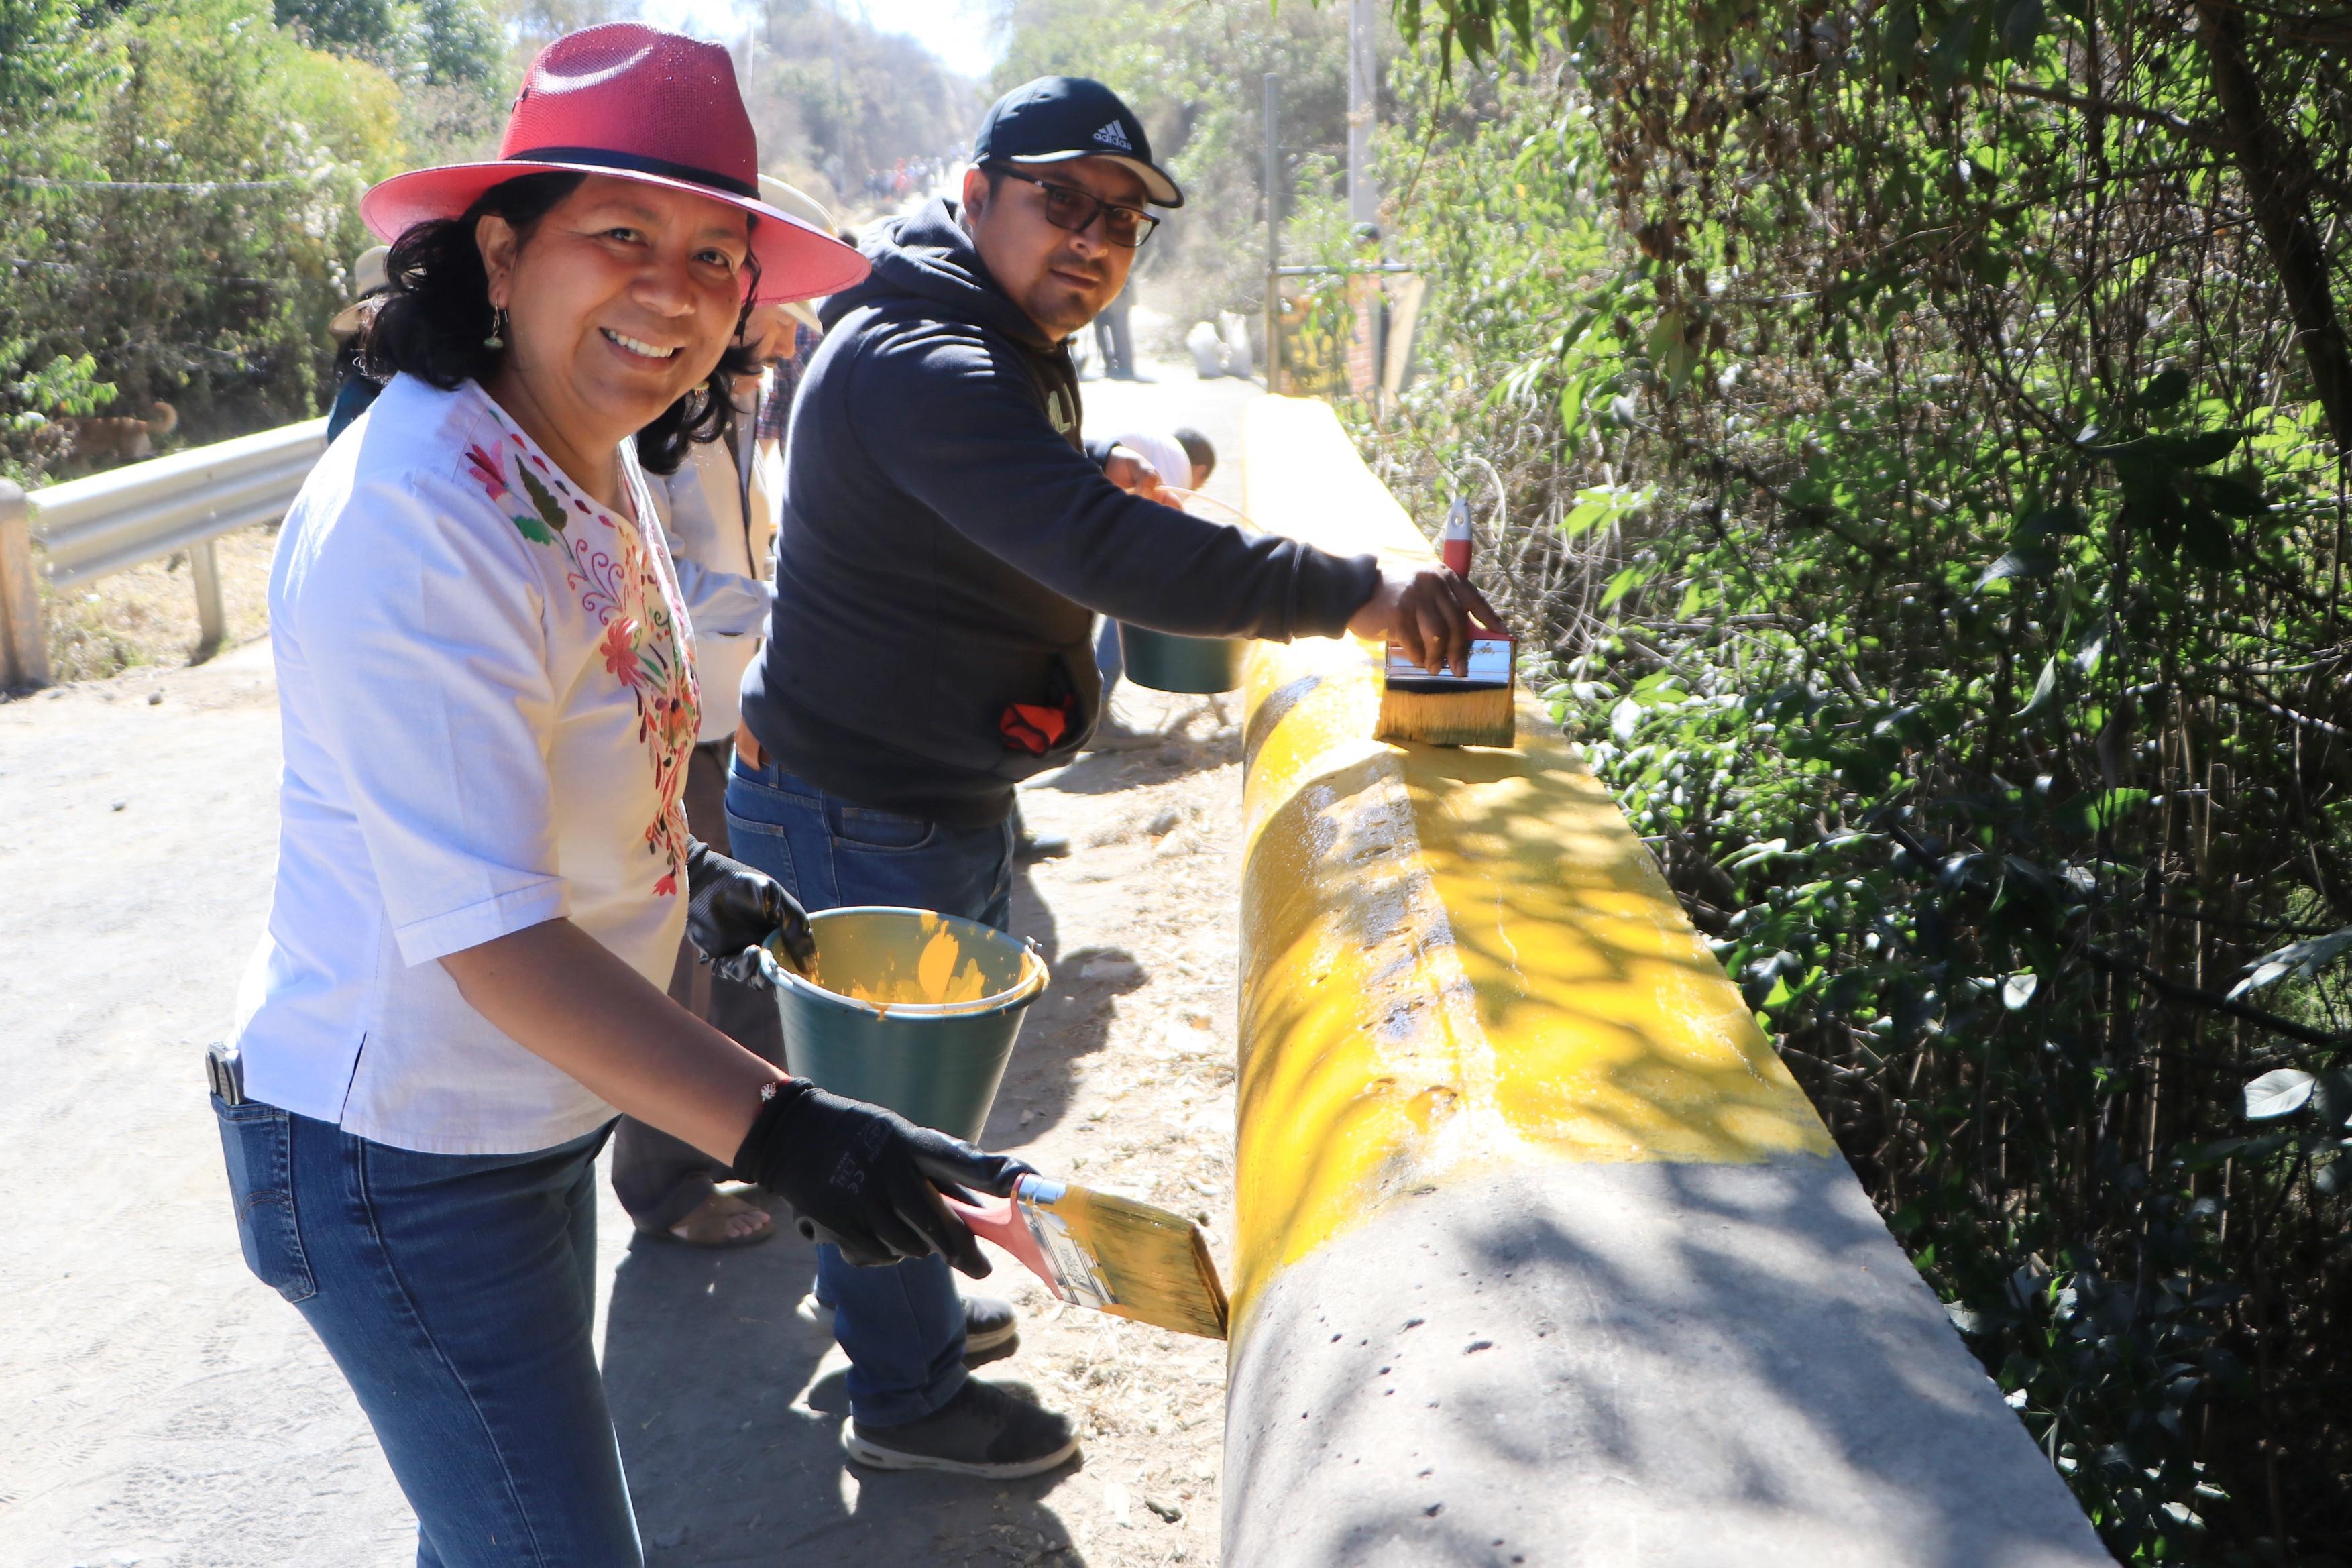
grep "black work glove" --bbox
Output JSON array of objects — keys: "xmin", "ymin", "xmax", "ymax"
[
  {"xmin": 684, "ymin": 837, "xmax": 816, "ymax": 984},
  {"xmin": 732, "ymin": 1078, "xmax": 1033, "ymax": 1276}
]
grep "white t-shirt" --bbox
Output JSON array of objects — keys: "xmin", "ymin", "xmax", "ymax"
[
  {"xmin": 231, "ymin": 374, "xmax": 701, "ymax": 1155},
  {"xmin": 1112, "ymin": 429, "xmax": 1192, "ymax": 495},
  {"xmin": 649, "ymin": 381, "xmax": 777, "ymax": 742}
]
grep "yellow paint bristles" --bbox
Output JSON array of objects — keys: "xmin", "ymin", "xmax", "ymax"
[
  {"xmin": 1031, "ymin": 1182, "xmax": 1229, "ymax": 1339},
  {"xmin": 1374, "ymin": 636, "xmax": 1517, "ymax": 748},
  {"xmin": 952, "ymin": 1176, "xmax": 1231, "ymax": 1339}
]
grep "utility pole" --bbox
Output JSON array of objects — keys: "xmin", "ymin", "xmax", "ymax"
[
  {"xmin": 830, "ymin": 0, "xmax": 844, "ymax": 180},
  {"xmin": 1346, "ymin": 0, "xmax": 1384, "ymax": 405},
  {"xmin": 1347, "ymin": 0, "xmax": 1378, "ymax": 227},
  {"xmin": 1262, "ymin": 73, "xmax": 1280, "ymax": 394}
]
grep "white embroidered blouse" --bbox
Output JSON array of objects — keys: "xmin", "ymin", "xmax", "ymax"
[{"xmin": 231, "ymin": 374, "xmax": 702, "ymax": 1154}]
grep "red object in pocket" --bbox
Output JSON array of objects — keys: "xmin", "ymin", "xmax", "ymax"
[{"xmin": 999, "ymin": 701, "xmax": 1071, "ymax": 755}]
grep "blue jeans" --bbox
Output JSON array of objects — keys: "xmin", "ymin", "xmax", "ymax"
[
  {"xmin": 724, "ymin": 755, "xmax": 1015, "ymax": 1425},
  {"xmin": 215, "ymin": 1099, "xmax": 636, "ymax": 1567},
  {"xmin": 1095, "ymin": 614, "xmax": 1123, "ymax": 697}
]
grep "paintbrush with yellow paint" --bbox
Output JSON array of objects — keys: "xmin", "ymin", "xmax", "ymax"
[
  {"xmin": 1374, "ymin": 498, "xmax": 1516, "ymax": 748},
  {"xmin": 946, "ymin": 1175, "xmax": 1229, "ymax": 1340}
]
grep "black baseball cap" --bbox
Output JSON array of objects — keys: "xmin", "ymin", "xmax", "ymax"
[{"xmin": 973, "ymin": 76, "xmax": 1184, "ymax": 209}]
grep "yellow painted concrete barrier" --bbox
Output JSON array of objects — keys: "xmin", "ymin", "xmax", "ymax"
[
  {"xmin": 1222, "ymin": 397, "xmax": 2111, "ymax": 1568},
  {"xmin": 1231, "ymin": 400, "xmax": 1829, "ymax": 1326}
]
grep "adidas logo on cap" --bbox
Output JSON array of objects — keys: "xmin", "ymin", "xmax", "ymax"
[{"xmin": 1092, "ymin": 120, "xmax": 1133, "ymax": 152}]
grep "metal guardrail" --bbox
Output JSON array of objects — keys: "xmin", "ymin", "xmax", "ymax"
[{"xmin": 0, "ymin": 418, "xmax": 325, "ymax": 686}]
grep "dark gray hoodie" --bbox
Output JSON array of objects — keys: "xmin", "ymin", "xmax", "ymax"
[{"xmin": 737, "ymin": 197, "xmax": 1380, "ymax": 826}]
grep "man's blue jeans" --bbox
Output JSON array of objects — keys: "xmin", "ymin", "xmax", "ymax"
[
  {"xmin": 1095, "ymin": 614, "xmax": 1124, "ymax": 696},
  {"xmin": 214, "ymin": 1098, "xmax": 636, "ymax": 1567},
  {"xmin": 724, "ymin": 754, "xmax": 1015, "ymax": 1425}
]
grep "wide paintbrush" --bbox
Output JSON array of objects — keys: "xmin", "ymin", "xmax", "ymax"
[
  {"xmin": 946, "ymin": 1175, "xmax": 1229, "ymax": 1340},
  {"xmin": 1376, "ymin": 499, "xmax": 1516, "ymax": 748}
]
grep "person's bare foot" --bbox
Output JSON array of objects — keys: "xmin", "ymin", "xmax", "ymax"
[{"xmin": 659, "ymin": 1188, "xmax": 774, "ymax": 1248}]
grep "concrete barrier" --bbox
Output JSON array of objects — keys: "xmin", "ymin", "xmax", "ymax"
[{"xmin": 1223, "ymin": 397, "xmax": 2112, "ymax": 1568}]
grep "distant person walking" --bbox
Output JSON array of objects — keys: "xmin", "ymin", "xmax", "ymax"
[
  {"xmin": 1092, "ymin": 277, "xmax": 1134, "ymax": 378},
  {"xmin": 212, "ymin": 28, "xmax": 1027, "ymax": 1563}
]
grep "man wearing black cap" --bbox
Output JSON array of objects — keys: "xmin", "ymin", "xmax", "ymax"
[{"xmin": 728, "ymin": 76, "xmax": 1494, "ymax": 1479}]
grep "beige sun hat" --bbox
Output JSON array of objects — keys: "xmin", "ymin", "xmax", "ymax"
[
  {"xmin": 758, "ymin": 175, "xmax": 842, "ymax": 333},
  {"xmin": 329, "ymin": 245, "xmax": 391, "ymax": 335}
]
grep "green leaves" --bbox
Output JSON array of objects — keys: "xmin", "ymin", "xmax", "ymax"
[
  {"xmin": 1563, "ymin": 482, "xmax": 1649, "ymax": 537},
  {"xmin": 1370, "ymin": 5, "xmax": 2352, "ymax": 1552},
  {"xmin": 2227, "ymin": 925, "xmax": 2352, "ymax": 1000},
  {"xmin": 2134, "ymin": 368, "xmax": 2191, "ymax": 412},
  {"xmin": 1929, "ymin": 0, "xmax": 1982, "ymax": 91},
  {"xmin": 1600, "ymin": 564, "xmax": 1648, "ymax": 606},
  {"xmin": 2091, "ymin": 419, "xmax": 2259, "ymax": 571},
  {"xmin": 2016, "ymin": 657, "xmax": 2059, "ymax": 718},
  {"xmin": 2054, "ymin": 788, "xmax": 2152, "ymax": 833},
  {"xmin": 2242, "ymin": 1069, "xmax": 2316, "ymax": 1121},
  {"xmin": 1999, "ymin": 0, "xmax": 2044, "ymax": 58},
  {"xmin": 1980, "ymin": 546, "xmax": 2058, "ymax": 587}
]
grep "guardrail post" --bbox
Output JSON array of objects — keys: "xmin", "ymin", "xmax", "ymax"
[
  {"xmin": 0, "ymin": 480, "xmax": 51, "ymax": 689},
  {"xmin": 190, "ymin": 537, "xmax": 225, "ymax": 658}
]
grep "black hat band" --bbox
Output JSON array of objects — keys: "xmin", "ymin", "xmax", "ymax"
[{"xmin": 506, "ymin": 146, "xmax": 761, "ymax": 201}]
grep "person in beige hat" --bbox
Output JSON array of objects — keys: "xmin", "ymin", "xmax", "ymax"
[{"xmin": 324, "ymin": 244, "xmax": 390, "ymax": 441}]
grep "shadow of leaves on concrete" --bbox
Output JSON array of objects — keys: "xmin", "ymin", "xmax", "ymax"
[{"xmin": 1225, "ymin": 1158, "xmax": 2107, "ymax": 1568}]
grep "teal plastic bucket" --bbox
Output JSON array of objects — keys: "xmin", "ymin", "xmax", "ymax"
[
  {"xmin": 1118, "ymin": 622, "xmax": 1248, "ymax": 695},
  {"xmin": 756, "ymin": 907, "xmax": 1049, "ymax": 1142}
]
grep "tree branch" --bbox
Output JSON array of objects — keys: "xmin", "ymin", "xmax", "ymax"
[
  {"xmin": 2196, "ymin": 0, "xmax": 2352, "ymax": 451},
  {"xmin": 2082, "ymin": 942, "xmax": 2347, "ymax": 1051},
  {"xmin": 1998, "ymin": 78, "xmax": 2220, "ymax": 146}
]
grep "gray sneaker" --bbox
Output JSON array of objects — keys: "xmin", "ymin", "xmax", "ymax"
[
  {"xmin": 844, "ymin": 1378, "xmax": 1080, "ymax": 1479},
  {"xmin": 961, "ymin": 1295, "xmax": 1020, "ymax": 1366}
]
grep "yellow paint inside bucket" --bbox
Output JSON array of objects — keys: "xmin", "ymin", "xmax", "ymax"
[{"xmin": 795, "ymin": 911, "xmax": 1040, "ymax": 1013}]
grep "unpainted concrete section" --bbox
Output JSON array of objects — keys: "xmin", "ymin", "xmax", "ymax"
[{"xmin": 1223, "ymin": 1156, "xmax": 2114, "ymax": 1568}]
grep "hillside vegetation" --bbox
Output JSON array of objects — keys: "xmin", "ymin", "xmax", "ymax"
[{"xmin": 0, "ymin": 0, "xmax": 972, "ymax": 486}]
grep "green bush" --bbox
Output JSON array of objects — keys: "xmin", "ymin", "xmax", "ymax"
[
  {"xmin": 0, "ymin": 0, "xmax": 498, "ymax": 484},
  {"xmin": 1374, "ymin": 7, "xmax": 2352, "ymax": 1559}
]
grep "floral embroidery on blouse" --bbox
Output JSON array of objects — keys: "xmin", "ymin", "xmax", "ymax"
[{"xmin": 465, "ymin": 431, "xmax": 698, "ymax": 896}]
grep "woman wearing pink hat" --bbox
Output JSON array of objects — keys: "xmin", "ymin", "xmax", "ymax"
[{"xmin": 212, "ymin": 25, "xmax": 1030, "ymax": 1562}]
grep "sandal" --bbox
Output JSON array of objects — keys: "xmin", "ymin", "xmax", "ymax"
[{"xmin": 638, "ymin": 1188, "xmax": 775, "ymax": 1249}]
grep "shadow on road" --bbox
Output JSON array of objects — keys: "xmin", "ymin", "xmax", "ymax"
[{"xmin": 602, "ymin": 1221, "xmax": 1093, "ymax": 1565}]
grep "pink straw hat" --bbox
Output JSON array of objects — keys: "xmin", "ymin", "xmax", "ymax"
[{"xmin": 359, "ymin": 23, "xmax": 868, "ymax": 306}]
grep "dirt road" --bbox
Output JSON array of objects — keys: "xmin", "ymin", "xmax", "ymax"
[{"xmin": 0, "ymin": 363, "xmax": 1264, "ymax": 1568}]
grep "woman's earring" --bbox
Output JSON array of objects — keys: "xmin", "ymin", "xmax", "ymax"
[{"xmin": 484, "ymin": 305, "xmax": 508, "ymax": 351}]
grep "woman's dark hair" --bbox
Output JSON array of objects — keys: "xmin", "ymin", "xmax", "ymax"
[{"xmin": 357, "ymin": 170, "xmax": 763, "ymax": 476}]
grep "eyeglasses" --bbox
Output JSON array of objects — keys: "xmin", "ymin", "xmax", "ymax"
[{"xmin": 989, "ymin": 165, "xmax": 1160, "ymax": 249}]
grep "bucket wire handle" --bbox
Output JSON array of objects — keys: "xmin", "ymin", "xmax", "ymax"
[{"xmin": 1160, "ymin": 486, "xmax": 1259, "ymax": 531}]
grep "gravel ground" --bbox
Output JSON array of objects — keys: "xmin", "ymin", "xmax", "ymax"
[{"xmin": 0, "ymin": 361, "xmax": 1264, "ymax": 1568}]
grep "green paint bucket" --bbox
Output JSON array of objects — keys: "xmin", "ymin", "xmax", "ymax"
[
  {"xmin": 755, "ymin": 907, "xmax": 1049, "ymax": 1141},
  {"xmin": 1118, "ymin": 622, "xmax": 1249, "ymax": 695}
]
